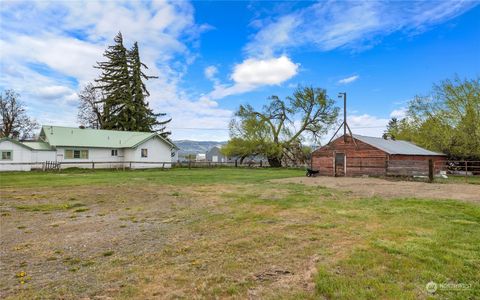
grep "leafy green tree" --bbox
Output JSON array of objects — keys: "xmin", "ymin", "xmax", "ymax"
[
  {"xmin": 223, "ymin": 86, "xmax": 339, "ymax": 167},
  {"xmin": 394, "ymin": 76, "xmax": 480, "ymax": 159}
]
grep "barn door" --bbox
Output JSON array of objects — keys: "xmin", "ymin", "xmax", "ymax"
[{"xmin": 335, "ymin": 153, "xmax": 346, "ymax": 176}]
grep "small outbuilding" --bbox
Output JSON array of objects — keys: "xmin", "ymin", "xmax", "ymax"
[
  {"xmin": 311, "ymin": 134, "xmax": 446, "ymax": 177},
  {"xmin": 206, "ymin": 146, "xmax": 233, "ymax": 163}
]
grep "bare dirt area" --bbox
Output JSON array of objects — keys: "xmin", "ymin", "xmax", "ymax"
[
  {"xmin": 1, "ymin": 181, "xmax": 344, "ymax": 299},
  {"xmin": 1, "ymin": 169, "xmax": 479, "ymax": 299},
  {"xmin": 273, "ymin": 176, "xmax": 480, "ymax": 202}
]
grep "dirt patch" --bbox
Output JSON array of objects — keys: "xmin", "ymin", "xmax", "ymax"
[{"xmin": 272, "ymin": 177, "xmax": 480, "ymax": 202}]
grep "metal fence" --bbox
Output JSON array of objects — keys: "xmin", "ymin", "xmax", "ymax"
[{"xmin": 435, "ymin": 160, "xmax": 480, "ymax": 180}]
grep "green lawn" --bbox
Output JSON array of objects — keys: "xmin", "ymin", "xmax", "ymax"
[
  {"xmin": 435, "ymin": 174, "xmax": 480, "ymax": 185},
  {"xmin": 0, "ymin": 168, "xmax": 478, "ymax": 299},
  {"xmin": 0, "ymin": 167, "xmax": 304, "ymax": 188}
]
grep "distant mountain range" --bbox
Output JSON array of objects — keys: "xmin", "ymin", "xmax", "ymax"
[{"xmin": 173, "ymin": 140, "xmax": 227, "ymax": 156}]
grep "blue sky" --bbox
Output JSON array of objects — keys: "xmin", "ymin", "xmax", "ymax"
[{"xmin": 1, "ymin": 1, "xmax": 479, "ymax": 141}]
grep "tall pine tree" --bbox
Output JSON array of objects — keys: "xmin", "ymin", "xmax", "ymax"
[
  {"xmin": 127, "ymin": 42, "xmax": 171, "ymax": 135},
  {"xmin": 94, "ymin": 32, "xmax": 132, "ymax": 130},
  {"xmin": 93, "ymin": 33, "xmax": 171, "ymax": 134}
]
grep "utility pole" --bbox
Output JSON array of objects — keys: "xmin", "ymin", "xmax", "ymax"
[
  {"xmin": 327, "ymin": 92, "xmax": 356, "ymax": 148},
  {"xmin": 338, "ymin": 92, "xmax": 347, "ymax": 142}
]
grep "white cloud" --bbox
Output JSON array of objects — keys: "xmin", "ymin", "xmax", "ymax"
[
  {"xmin": 245, "ymin": 1, "xmax": 477, "ymax": 56},
  {"xmin": 231, "ymin": 56, "xmax": 299, "ymax": 86},
  {"xmin": 202, "ymin": 55, "xmax": 299, "ymax": 100},
  {"xmin": 318, "ymin": 113, "xmax": 388, "ymax": 145},
  {"xmin": 204, "ymin": 65, "xmax": 218, "ymax": 80},
  {"xmin": 348, "ymin": 114, "xmax": 389, "ymax": 136},
  {"xmin": 390, "ymin": 107, "xmax": 407, "ymax": 119},
  {"xmin": 36, "ymin": 85, "xmax": 75, "ymax": 99},
  {"xmin": 0, "ymin": 1, "xmax": 230, "ymax": 140},
  {"xmin": 338, "ymin": 75, "xmax": 359, "ymax": 85},
  {"xmin": 1, "ymin": 35, "xmax": 104, "ymax": 85},
  {"xmin": 244, "ymin": 15, "xmax": 300, "ymax": 57}
]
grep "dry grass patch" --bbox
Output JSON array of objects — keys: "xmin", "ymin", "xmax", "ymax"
[{"xmin": 1, "ymin": 169, "xmax": 478, "ymax": 299}]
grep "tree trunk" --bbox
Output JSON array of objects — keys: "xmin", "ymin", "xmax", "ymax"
[{"xmin": 268, "ymin": 156, "xmax": 282, "ymax": 167}]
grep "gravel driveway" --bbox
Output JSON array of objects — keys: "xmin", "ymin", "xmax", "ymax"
[{"xmin": 272, "ymin": 177, "xmax": 480, "ymax": 203}]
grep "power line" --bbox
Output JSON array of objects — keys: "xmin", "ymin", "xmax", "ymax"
[
  {"xmin": 170, "ymin": 127, "xmax": 229, "ymax": 131},
  {"xmin": 350, "ymin": 126, "xmax": 387, "ymax": 129},
  {"xmin": 170, "ymin": 125, "xmax": 387, "ymax": 131}
]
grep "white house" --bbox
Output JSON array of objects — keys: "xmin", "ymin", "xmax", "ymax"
[{"xmin": 0, "ymin": 126, "xmax": 178, "ymax": 171}]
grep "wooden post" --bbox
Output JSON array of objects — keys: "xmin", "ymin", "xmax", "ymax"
[
  {"xmin": 465, "ymin": 161, "xmax": 468, "ymax": 183},
  {"xmin": 92, "ymin": 162, "xmax": 95, "ymax": 169},
  {"xmin": 428, "ymin": 159, "xmax": 433, "ymax": 183},
  {"xmin": 260, "ymin": 160, "xmax": 263, "ymax": 168},
  {"xmin": 129, "ymin": 162, "xmax": 132, "ymax": 169},
  {"xmin": 385, "ymin": 156, "xmax": 389, "ymax": 176},
  {"xmin": 235, "ymin": 159, "xmax": 238, "ymax": 168}
]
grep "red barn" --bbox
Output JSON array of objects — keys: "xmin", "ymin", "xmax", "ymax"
[{"xmin": 312, "ymin": 134, "xmax": 446, "ymax": 177}]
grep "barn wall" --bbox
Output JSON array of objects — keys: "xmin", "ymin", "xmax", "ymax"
[
  {"xmin": 312, "ymin": 136, "xmax": 387, "ymax": 176},
  {"xmin": 387, "ymin": 155, "xmax": 446, "ymax": 176},
  {"xmin": 312, "ymin": 136, "xmax": 446, "ymax": 177}
]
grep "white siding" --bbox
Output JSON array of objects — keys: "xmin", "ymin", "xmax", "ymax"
[
  {"xmin": 31, "ymin": 150, "xmax": 57, "ymax": 163},
  {"xmin": 0, "ymin": 136, "xmax": 176, "ymax": 171},
  {"xmin": 0, "ymin": 140, "xmax": 32, "ymax": 171},
  {"xmin": 0, "ymin": 140, "xmax": 59, "ymax": 171},
  {"xmin": 124, "ymin": 137, "xmax": 174, "ymax": 169},
  {"xmin": 56, "ymin": 147, "xmax": 125, "ymax": 169}
]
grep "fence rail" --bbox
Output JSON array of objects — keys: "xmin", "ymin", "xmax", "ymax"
[
  {"xmin": 0, "ymin": 160, "xmax": 271, "ymax": 171},
  {"xmin": 435, "ymin": 160, "xmax": 480, "ymax": 177}
]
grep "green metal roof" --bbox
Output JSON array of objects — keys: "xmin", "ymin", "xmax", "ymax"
[
  {"xmin": 21, "ymin": 141, "xmax": 53, "ymax": 151},
  {"xmin": 0, "ymin": 137, "xmax": 35, "ymax": 150},
  {"xmin": 40, "ymin": 126, "xmax": 178, "ymax": 149}
]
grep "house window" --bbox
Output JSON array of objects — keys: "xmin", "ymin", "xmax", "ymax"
[
  {"xmin": 111, "ymin": 149, "xmax": 118, "ymax": 156},
  {"xmin": 141, "ymin": 148, "xmax": 148, "ymax": 158},
  {"xmin": 1, "ymin": 151, "xmax": 12, "ymax": 160},
  {"xmin": 65, "ymin": 149, "xmax": 89, "ymax": 159}
]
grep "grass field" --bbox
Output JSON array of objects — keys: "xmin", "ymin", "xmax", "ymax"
[{"xmin": 0, "ymin": 168, "xmax": 479, "ymax": 299}]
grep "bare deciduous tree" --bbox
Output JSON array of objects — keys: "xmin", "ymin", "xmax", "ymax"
[
  {"xmin": 0, "ymin": 89, "xmax": 39, "ymax": 139},
  {"xmin": 77, "ymin": 83, "xmax": 105, "ymax": 129}
]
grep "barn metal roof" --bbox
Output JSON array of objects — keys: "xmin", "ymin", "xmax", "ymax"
[
  {"xmin": 352, "ymin": 134, "xmax": 445, "ymax": 156},
  {"xmin": 40, "ymin": 126, "xmax": 178, "ymax": 149}
]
